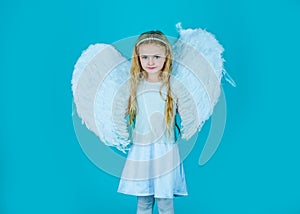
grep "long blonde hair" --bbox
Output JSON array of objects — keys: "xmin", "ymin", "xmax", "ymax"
[{"xmin": 128, "ymin": 30, "xmax": 175, "ymax": 134}]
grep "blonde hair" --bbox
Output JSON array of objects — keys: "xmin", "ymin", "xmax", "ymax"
[{"xmin": 128, "ymin": 30, "xmax": 175, "ymax": 134}]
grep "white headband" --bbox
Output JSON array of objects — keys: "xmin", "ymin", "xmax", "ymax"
[{"xmin": 136, "ymin": 37, "xmax": 168, "ymax": 46}]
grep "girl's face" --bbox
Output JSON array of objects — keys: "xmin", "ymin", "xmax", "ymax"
[{"xmin": 138, "ymin": 44, "xmax": 166, "ymax": 77}]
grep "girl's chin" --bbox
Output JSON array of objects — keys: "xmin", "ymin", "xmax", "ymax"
[{"xmin": 145, "ymin": 69, "xmax": 160, "ymax": 74}]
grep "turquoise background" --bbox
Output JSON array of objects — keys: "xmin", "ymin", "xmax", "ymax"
[{"xmin": 1, "ymin": 0, "xmax": 300, "ymax": 213}]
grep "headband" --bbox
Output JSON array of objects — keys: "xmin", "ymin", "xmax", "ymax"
[{"xmin": 136, "ymin": 37, "xmax": 168, "ymax": 46}]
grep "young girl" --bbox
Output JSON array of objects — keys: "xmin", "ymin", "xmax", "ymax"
[
  {"xmin": 117, "ymin": 31, "xmax": 187, "ymax": 214},
  {"xmin": 72, "ymin": 24, "xmax": 231, "ymax": 214}
]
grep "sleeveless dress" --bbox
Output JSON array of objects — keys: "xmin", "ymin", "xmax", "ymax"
[{"xmin": 117, "ymin": 79, "xmax": 188, "ymax": 199}]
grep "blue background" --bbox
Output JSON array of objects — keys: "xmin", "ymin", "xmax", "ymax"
[{"xmin": 1, "ymin": 0, "xmax": 300, "ymax": 213}]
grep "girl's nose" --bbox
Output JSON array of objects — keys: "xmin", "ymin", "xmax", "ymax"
[{"xmin": 148, "ymin": 57, "xmax": 154, "ymax": 65}]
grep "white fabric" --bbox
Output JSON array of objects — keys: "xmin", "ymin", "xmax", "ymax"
[
  {"xmin": 136, "ymin": 196, "xmax": 174, "ymax": 214},
  {"xmin": 117, "ymin": 80, "xmax": 188, "ymax": 198}
]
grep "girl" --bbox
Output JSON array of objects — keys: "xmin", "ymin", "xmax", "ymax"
[
  {"xmin": 72, "ymin": 24, "xmax": 231, "ymax": 214},
  {"xmin": 117, "ymin": 31, "xmax": 187, "ymax": 214}
]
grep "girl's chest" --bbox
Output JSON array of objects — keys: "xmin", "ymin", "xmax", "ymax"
[
  {"xmin": 136, "ymin": 82, "xmax": 167, "ymax": 113},
  {"xmin": 137, "ymin": 91, "xmax": 166, "ymax": 113}
]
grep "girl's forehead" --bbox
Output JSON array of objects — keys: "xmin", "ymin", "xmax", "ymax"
[{"xmin": 138, "ymin": 43, "xmax": 166, "ymax": 55}]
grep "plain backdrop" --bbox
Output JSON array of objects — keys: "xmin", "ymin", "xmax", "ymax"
[{"xmin": 1, "ymin": 0, "xmax": 300, "ymax": 213}]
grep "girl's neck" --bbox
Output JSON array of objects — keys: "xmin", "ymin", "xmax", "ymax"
[{"xmin": 145, "ymin": 73, "xmax": 161, "ymax": 82}]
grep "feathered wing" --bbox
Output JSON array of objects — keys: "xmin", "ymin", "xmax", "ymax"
[
  {"xmin": 71, "ymin": 44, "xmax": 131, "ymax": 153},
  {"xmin": 172, "ymin": 24, "xmax": 231, "ymax": 140},
  {"xmin": 71, "ymin": 25, "xmax": 234, "ymax": 152}
]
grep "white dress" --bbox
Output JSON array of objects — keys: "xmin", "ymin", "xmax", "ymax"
[{"xmin": 117, "ymin": 79, "xmax": 188, "ymax": 199}]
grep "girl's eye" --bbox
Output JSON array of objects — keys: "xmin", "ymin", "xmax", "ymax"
[
  {"xmin": 141, "ymin": 56, "xmax": 148, "ymax": 60},
  {"xmin": 154, "ymin": 56, "xmax": 160, "ymax": 59}
]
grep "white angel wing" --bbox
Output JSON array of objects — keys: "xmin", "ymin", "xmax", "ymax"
[
  {"xmin": 172, "ymin": 24, "xmax": 231, "ymax": 140},
  {"xmin": 71, "ymin": 44, "xmax": 131, "ymax": 153}
]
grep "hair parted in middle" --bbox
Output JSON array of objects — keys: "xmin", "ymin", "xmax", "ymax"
[{"xmin": 128, "ymin": 30, "xmax": 175, "ymax": 134}]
